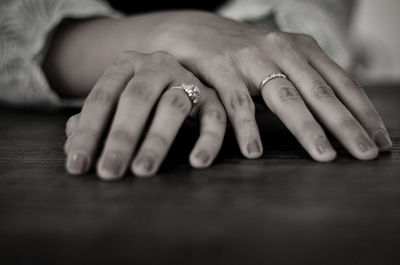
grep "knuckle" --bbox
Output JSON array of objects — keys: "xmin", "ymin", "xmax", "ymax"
[
  {"xmin": 66, "ymin": 115, "xmax": 78, "ymax": 132},
  {"xmin": 237, "ymin": 118, "xmax": 256, "ymax": 129},
  {"xmin": 264, "ymin": 31, "xmax": 300, "ymax": 53},
  {"xmin": 343, "ymin": 78, "xmax": 364, "ymax": 93},
  {"xmin": 66, "ymin": 124, "xmax": 74, "ymax": 137},
  {"xmin": 339, "ymin": 119, "xmax": 361, "ymax": 133},
  {"xmin": 73, "ymin": 126, "xmax": 100, "ymax": 139},
  {"xmin": 135, "ymin": 68, "xmax": 160, "ymax": 79},
  {"xmin": 310, "ymin": 81, "xmax": 335, "ymax": 100},
  {"xmin": 135, "ymin": 67, "xmax": 172, "ymax": 84},
  {"xmin": 276, "ymin": 86, "xmax": 302, "ymax": 103},
  {"xmin": 202, "ymin": 129, "xmax": 223, "ymax": 140},
  {"xmin": 123, "ymin": 80, "xmax": 156, "ymax": 102},
  {"xmin": 203, "ymin": 109, "xmax": 227, "ymax": 126},
  {"xmin": 265, "ymin": 31, "xmax": 291, "ymax": 45},
  {"xmin": 146, "ymin": 133, "xmax": 170, "ymax": 149},
  {"xmin": 152, "ymin": 50, "xmax": 172, "ymax": 57},
  {"xmin": 101, "ymin": 68, "xmax": 125, "ymax": 83},
  {"xmin": 236, "ymin": 44, "xmax": 260, "ymax": 61},
  {"xmin": 363, "ymin": 109, "xmax": 381, "ymax": 123},
  {"xmin": 229, "ymin": 91, "xmax": 254, "ymax": 112},
  {"xmin": 66, "ymin": 116, "xmax": 75, "ymax": 127},
  {"xmin": 108, "ymin": 129, "xmax": 136, "ymax": 144},
  {"xmin": 85, "ymin": 88, "xmax": 114, "ymax": 104},
  {"xmin": 162, "ymin": 91, "xmax": 191, "ymax": 114},
  {"xmin": 150, "ymin": 50, "xmax": 175, "ymax": 63},
  {"xmin": 212, "ymin": 52, "xmax": 234, "ymax": 69},
  {"xmin": 112, "ymin": 50, "xmax": 138, "ymax": 67},
  {"xmin": 360, "ymin": 109, "xmax": 383, "ymax": 131},
  {"xmin": 263, "ymin": 32, "xmax": 304, "ymax": 61},
  {"xmin": 68, "ymin": 128, "xmax": 98, "ymax": 153}
]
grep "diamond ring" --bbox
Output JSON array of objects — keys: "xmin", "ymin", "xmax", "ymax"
[{"xmin": 170, "ymin": 83, "xmax": 200, "ymax": 105}]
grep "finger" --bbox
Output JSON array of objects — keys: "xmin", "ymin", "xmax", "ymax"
[
  {"xmin": 131, "ymin": 87, "xmax": 192, "ymax": 177},
  {"xmin": 200, "ymin": 65, "xmax": 262, "ymax": 158},
  {"xmin": 65, "ymin": 113, "xmax": 80, "ymax": 155},
  {"xmin": 308, "ymin": 50, "xmax": 392, "ymax": 151},
  {"xmin": 189, "ymin": 89, "xmax": 227, "ymax": 168},
  {"xmin": 96, "ymin": 69, "xmax": 170, "ymax": 181},
  {"xmin": 277, "ymin": 55, "xmax": 378, "ymax": 160},
  {"xmin": 65, "ymin": 113, "xmax": 80, "ymax": 137},
  {"xmin": 231, "ymin": 59, "xmax": 335, "ymax": 161},
  {"xmin": 260, "ymin": 73, "xmax": 336, "ymax": 161},
  {"xmin": 66, "ymin": 51, "xmax": 139, "ymax": 175}
]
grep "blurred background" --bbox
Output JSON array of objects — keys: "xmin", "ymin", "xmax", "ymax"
[{"xmin": 351, "ymin": 0, "xmax": 400, "ymax": 84}]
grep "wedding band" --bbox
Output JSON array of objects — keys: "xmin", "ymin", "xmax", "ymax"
[
  {"xmin": 170, "ymin": 83, "xmax": 200, "ymax": 105},
  {"xmin": 259, "ymin": 73, "xmax": 288, "ymax": 91}
]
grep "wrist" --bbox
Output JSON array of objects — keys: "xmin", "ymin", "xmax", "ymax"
[
  {"xmin": 43, "ymin": 17, "xmax": 120, "ymax": 98},
  {"xmin": 43, "ymin": 12, "xmax": 189, "ymax": 98}
]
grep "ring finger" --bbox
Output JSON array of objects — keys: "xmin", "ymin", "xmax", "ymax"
[{"xmin": 260, "ymin": 67, "xmax": 337, "ymax": 161}]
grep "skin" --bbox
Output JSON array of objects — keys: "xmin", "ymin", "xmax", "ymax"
[
  {"xmin": 63, "ymin": 51, "xmax": 226, "ymax": 180},
  {"xmin": 44, "ymin": 11, "xmax": 392, "ymax": 180}
]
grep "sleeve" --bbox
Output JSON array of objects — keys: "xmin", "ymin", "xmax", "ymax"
[
  {"xmin": 0, "ymin": 0, "xmax": 122, "ymax": 107},
  {"xmin": 218, "ymin": 0, "xmax": 355, "ymax": 71}
]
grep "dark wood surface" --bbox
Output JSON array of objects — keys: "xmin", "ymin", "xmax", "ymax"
[{"xmin": 1, "ymin": 86, "xmax": 399, "ymax": 265}]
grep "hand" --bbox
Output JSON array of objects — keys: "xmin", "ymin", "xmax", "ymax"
[
  {"xmin": 151, "ymin": 11, "xmax": 392, "ymax": 161},
  {"xmin": 64, "ymin": 51, "xmax": 227, "ymax": 180}
]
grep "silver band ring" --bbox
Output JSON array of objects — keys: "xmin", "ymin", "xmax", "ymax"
[
  {"xmin": 259, "ymin": 73, "xmax": 288, "ymax": 91},
  {"xmin": 170, "ymin": 83, "xmax": 200, "ymax": 105}
]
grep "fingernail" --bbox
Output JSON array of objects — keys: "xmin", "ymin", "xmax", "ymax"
[
  {"xmin": 316, "ymin": 137, "xmax": 332, "ymax": 154},
  {"xmin": 247, "ymin": 140, "xmax": 261, "ymax": 155},
  {"xmin": 373, "ymin": 129, "xmax": 392, "ymax": 151},
  {"xmin": 135, "ymin": 155, "xmax": 154, "ymax": 173},
  {"xmin": 195, "ymin": 150, "xmax": 210, "ymax": 165},
  {"xmin": 101, "ymin": 152, "xmax": 122, "ymax": 177},
  {"xmin": 67, "ymin": 151, "xmax": 89, "ymax": 174},
  {"xmin": 357, "ymin": 136, "xmax": 374, "ymax": 152}
]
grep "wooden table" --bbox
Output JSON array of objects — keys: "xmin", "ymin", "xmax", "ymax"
[{"xmin": 1, "ymin": 86, "xmax": 399, "ymax": 264}]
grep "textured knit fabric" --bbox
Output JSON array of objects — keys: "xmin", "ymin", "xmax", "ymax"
[
  {"xmin": 0, "ymin": 0, "xmax": 121, "ymax": 107},
  {"xmin": 0, "ymin": 0, "xmax": 352, "ymax": 107}
]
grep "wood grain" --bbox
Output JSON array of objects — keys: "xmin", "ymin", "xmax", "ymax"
[{"xmin": 1, "ymin": 86, "xmax": 399, "ymax": 265}]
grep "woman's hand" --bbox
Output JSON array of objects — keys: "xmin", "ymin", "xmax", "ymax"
[
  {"xmin": 149, "ymin": 11, "xmax": 391, "ymax": 161},
  {"xmin": 64, "ymin": 51, "xmax": 227, "ymax": 180},
  {"xmin": 46, "ymin": 11, "xmax": 392, "ymax": 162}
]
